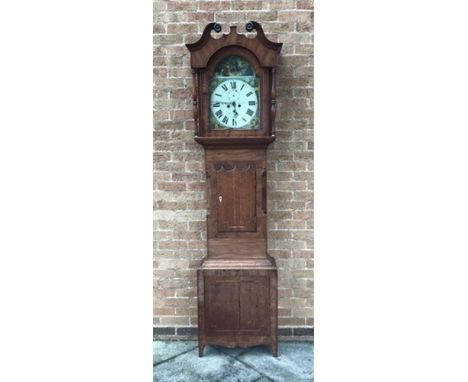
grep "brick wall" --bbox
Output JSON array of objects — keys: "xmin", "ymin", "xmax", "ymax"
[{"xmin": 154, "ymin": 0, "xmax": 313, "ymax": 336}]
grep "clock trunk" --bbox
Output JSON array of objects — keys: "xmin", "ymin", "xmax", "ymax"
[{"xmin": 206, "ymin": 149, "xmax": 267, "ymax": 259}]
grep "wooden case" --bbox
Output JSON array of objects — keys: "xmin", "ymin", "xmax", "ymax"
[{"xmin": 186, "ymin": 22, "xmax": 282, "ymax": 357}]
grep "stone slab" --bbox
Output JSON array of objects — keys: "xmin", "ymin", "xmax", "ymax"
[
  {"xmin": 153, "ymin": 346, "xmax": 262, "ymax": 382},
  {"xmin": 238, "ymin": 342, "xmax": 314, "ymax": 381},
  {"xmin": 153, "ymin": 341, "xmax": 197, "ymax": 365}
]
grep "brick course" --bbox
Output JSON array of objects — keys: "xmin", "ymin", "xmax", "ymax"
[{"xmin": 154, "ymin": 0, "xmax": 314, "ymax": 334}]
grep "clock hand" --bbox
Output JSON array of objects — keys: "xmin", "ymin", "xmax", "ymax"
[{"xmin": 232, "ymin": 102, "xmax": 238, "ymax": 116}]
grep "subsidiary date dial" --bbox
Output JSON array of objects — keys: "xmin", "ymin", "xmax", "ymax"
[{"xmin": 210, "ymin": 79, "xmax": 258, "ymax": 129}]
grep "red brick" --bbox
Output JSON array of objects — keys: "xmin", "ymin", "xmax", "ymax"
[
  {"xmin": 167, "ymin": 1, "xmax": 198, "ymax": 11},
  {"xmin": 198, "ymin": 1, "xmax": 231, "ymax": 11},
  {"xmin": 153, "ymin": 24, "xmax": 165, "ymax": 34},
  {"xmin": 154, "ymin": 307, "xmax": 176, "ymax": 316},
  {"xmin": 158, "ymin": 241, "xmax": 188, "ymax": 250},
  {"xmin": 264, "ymin": 0, "xmax": 295, "ymax": 10},
  {"xmin": 230, "ymin": 1, "xmax": 263, "ymax": 11},
  {"xmin": 157, "ymin": 182, "xmax": 186, "ymax": 192}
]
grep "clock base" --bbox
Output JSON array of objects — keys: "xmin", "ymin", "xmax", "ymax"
[{"xmin": 197, "ymin": 260, "xmax": 278, "ymax": 358}]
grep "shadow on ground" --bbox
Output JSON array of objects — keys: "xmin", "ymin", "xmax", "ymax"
[{"xmin": 153, "ymin": 341, "xmax": 314, "ymax": 382}]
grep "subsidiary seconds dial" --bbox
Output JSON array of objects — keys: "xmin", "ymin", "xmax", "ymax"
[{"xmin": 210, "ymin": 79, "xmax": 258, "ymax": 129}]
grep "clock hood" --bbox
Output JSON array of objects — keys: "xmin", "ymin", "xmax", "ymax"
[{"xmin": 185, "ymin": 22, "xmax": 282, "ymax": 69}]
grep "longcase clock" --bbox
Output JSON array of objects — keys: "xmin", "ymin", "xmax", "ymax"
[{"xmin": 186, "ymin": 21, "xmax": 282, "ymax": 357}]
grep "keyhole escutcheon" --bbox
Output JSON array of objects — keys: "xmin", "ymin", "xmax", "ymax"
[{"xmin": 218, "ymin": 195, "xmax": 222, "ymax": 203}]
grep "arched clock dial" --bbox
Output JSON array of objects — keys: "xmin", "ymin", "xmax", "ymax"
[{"xmin": 210, "ymin": 79, "xmax": 259, "ymax": 129}]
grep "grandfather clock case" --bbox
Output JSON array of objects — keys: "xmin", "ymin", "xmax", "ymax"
[{"xmin": 186, "ymin": 22, "xmax": 282, "ymax": 357}]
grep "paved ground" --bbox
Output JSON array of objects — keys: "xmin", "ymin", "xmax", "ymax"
[{"xmin": 153, "ymin": 341, "xmax": 314, "ymax": 382}]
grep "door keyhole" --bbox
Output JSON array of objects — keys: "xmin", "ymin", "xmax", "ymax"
[{"xmin": 219, "ymin": 195, "xmax": 222, "ymax": 203}]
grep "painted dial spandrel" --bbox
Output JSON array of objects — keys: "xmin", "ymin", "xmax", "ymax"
[{"xmin": 209, "ymin": 55, "xmax": 260, "ymax": 130}]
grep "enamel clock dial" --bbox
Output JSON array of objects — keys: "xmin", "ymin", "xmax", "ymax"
[
  {"xmin": 209, "ymin": 55, "xmax": 260, "ymax": 130},
  {"xmin": 210, "ymin": 79, "xmax": 258, "ymax": 129}
]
